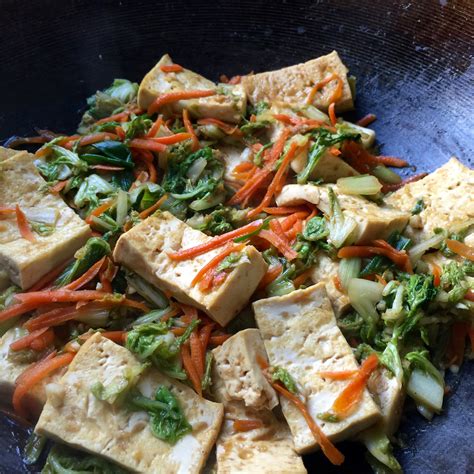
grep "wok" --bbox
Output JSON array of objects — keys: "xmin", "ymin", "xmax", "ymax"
[{"xmin": 0, "ymin": 0, "xmax": 473, "ymax": 472}]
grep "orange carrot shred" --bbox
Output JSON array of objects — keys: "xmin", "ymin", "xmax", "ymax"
[
  {"xmin": 24, "ymin": 306, "xmax": 78, "ymax": 331},
  {"xmin": 446, "ymin": 239, "xmax": 474, "ymax": 262},
  {"xmin": 10, "ymin": 327, "xmax": 50, "ymax": 351},
  {"xmin": 197, "ymin": 118, "xmax": 243, "ymax": 137},
  {"xmin": 306, "ymin": 73, "xmax": 343, "ymax": 107},
  {"xmin": 15, "ymin": 205, "xmax": 35, "ymax": 242},
  {"xmin": 259, "ymin": 229, "xmax": 298, "ymax": 260},
  {"xmin": 78, "ymin": 132, "xmax": 118, "ymax": 147},
  {"xmin": 190, "ymin": 329, "xmax": 204, "ymax": 378},
  {"xmin": 148, "ymin": 90, "xmax": 216, "ymax": 115},
  {"xmin": 168, "ymin": 220, "xmax": 263, "ymax": 261},
  {"xmin": 258, "ymin": 264, "xmax": 283, "ymax": 290},
  {"xmin": 101, "ymin": 330, "xmax": 128, "ymax": 344},
  {"xmin": 139, "ymin": 194, "xmax": 168, "ymax": 219},
  {"xmin": 317, "ymin": 370, "xmax": 358, "ymax": 380},
  {"xmin": 181, "ymin": 342, "xmax": 202, "ymax": 395},
  {"xmin": 160, "ymin": 64, "xmax": 184, "ymax": 73},
  {"xmin": 13, "ymin": 352, "xmax": 74, "ymax": 419},
  {"xmin": 85, "ymin": 200, "xmax": 114, "ymax": 225},
  {"xmin": 328, "ymin": 102, "xmax": 337, "ymax": 126},
  {"xmin": 356, "ymin": 114, "xmax": 376, "ymax": 127},
  {"xmin": 431, "ymin": 262, "xmax": 442, "ymax": 287},
  {"xmin": 233, "ymin": 419, "xmax": 264, "ymax": 432},
  {"xmin": 64, "ymin": 257, "xmax": 106, "ymax": 291},
  {"xmin": 183, "ymin": 109, "xmax": 200, "ymax": 151},
  {"xmin": 147, "ymin": 115, "xmax": 164, "ymax": 138},
  {"xmin": 129, "ymin": 138, "xmax": 167, "ymax": 153},
  {"xmin": 208, "ymin": 334, "xmax": 231, "ymax": 346},
  {"xmin": 332, "ymin": 354, "xmax": 379, "ymax": 417}
]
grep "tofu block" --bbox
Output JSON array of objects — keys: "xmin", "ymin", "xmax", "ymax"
[
  {"xmin": 277, "ymin": 184, "xmax": 409, "ymax": 244},
  {"xmin": 365, "ymin": 367, "xmax": 404, "ymax": 436},
  {"xmin": 241, "ymin": 51, "xmax": 354, "ymax": 112},
  {"xmin": 386, "ymin": 157, "xmax": 474, "ymax": 243},
  {"xmin": 253, "ymin": 283, "xmax": 381, "ymax": 453},
  {"xmin": 309, "ymin": 253, "xmax": 351, "ymax": 317},
  {"xmin": 0, "ymin": 270, "xmax": 10, "ymax": 291},
  {"xmin": 36, "ymin": 333, "xmax": 224, "ymax": 474},
  {"xmin": 275, "ymin": 184, "xmax": 320, "ymax": 207},
  {"xmin": 0, "ymin": 150, "xmax": 91, "ymax": 289},
  {"xmin": 0, "ymin": 327, "xmax": 61, "ymax": 417},
  {"xmin": 113, "ymin": 212, "xmax": 267, "ymax": 326},
  {"xmin": 138, "ymin": 54, "xmax": 247, "ymax": 123},
  {"xmin": 213, "ymin": 329, "xmax": 278, "ymax": 411},
  {"xmin": 212, "ymin": 331, "xmax": 306, "ymax": 474},
  {"xmin": 0, "ymin": 147, "xmax": 19, "ymax": 161}
]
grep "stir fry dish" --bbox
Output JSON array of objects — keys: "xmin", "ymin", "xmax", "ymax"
[{"xmin": 0, "ymin": 51, "xmax": 473, "ymax": 473}]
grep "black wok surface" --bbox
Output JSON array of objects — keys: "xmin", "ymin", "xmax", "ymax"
[{"xmin": 0, "ymin": 0, "xmax": 473, "ymax": 472}]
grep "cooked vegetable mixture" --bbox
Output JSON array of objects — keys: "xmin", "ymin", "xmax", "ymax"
[{"xmin": 0, "ymin": 51, "xmax": 473, "ymax": 473}]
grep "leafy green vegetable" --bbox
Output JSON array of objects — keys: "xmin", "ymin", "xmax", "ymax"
[
  {"xmin": 405, "ymin": 349, "xmax": 444, "ymax": 386},
  {"xmin": 297, "ymin": 129, "xmax": 357, "ymax": 184},
  {"xmin": 240, "ymin": 119, "xmax": 271, "ymax": 135},
  {"xmin": 81, "ymin": 141, "xmax": 134, "ymax": 169},
  {"xmin": 0, "ymin": 286, "xmax": 19, "ymax": 311},
  {"xmin": 253, "ymin": 142, "xmax": 272, "ymax": 167},
  {"xmin": 186, "ymin": 206, "xmax": 248, "ymax": 236},
  {"xmin": 55, "ymin": 237, "xmax": 110, "ymax": 287},
  {"xmin": 42, "ymin": 443, "xmax": 127, "ymax": 473},
  {"xmin": 202, "ymin": 352, "xmax": 213, "ymax": 391},
  {"xmin": 302, "ymin": 216, "xmax": 329, "ymax": 241},
  {"xmin": 216, "ymin": 252, "xmax": 242, "ymax": 272},
  {"xmin": 30, "ymin": 221, "xmax": 55, "ymax": 236},
  {"xmin": 123, "ymin": 114, "xmax": 152, "ymax": 140},
  {"xmin": 411, "ymin": 199, "xmax": 425, "ymax": 215},
  {"xmin": 133, "ymin": 307, "xmax": 173, "ymax": 327},
  {"xmin": 363, "ymin": 429, "xmax": 402, "ymax": 473},
  {"xmin": 162, "ymin": 147, "xmax": 225, "ymax": 211},
  {"xmin": 24, "ymin": 432, "xmax": 47, "ymax": 465},
  {"xmin": 125, "ymin": 272, "xmax": 168, "ymax": 309},
  {"xmin": 127, "ymin": 386, "xmax": 192, "ymax": 444},
  {"xmin": 327, "ymin": 187, "xmax": 357, "ymax": 248},
  {"xmin": 126, "ymin": 321, "xmax": 199, "ymax": 380},
  {"xmin": 441, "ymin": 261, "xmax": 471, "ymax": 303},
  {"xmin": 394, "ymin": 274, "xmax": 437, "ymax": 341},
  {"xmin": 37, "ymin": 146, "xmax": 88, "ymax": 183},
  {"xmin": 78, "ymin": 79, "xmax": 138, "ymax": 133},
  {"xmin": 271, "ymin": 366, "xmax": 298, "ymax": 393},
  {"xmin": 73, "ymin": 174, "xmax": 116, "ymax": 212},
  {"xmin": 379, "ymin": 342, "xmax": 403, "ymax": 380},
  {"xmin": 248, "ymin": 101, "xmax": 269, "ymax": 116},
  {"xmin": 316, "ymin": 412, "xmax": 340, "ymax": 423},
  {"xmin": 91, "ymin": 364, "xmax": 148, "ymax": 404}
]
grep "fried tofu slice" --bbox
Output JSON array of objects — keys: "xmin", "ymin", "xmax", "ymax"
[
  {"xmin": 0, "ymin": 271, "xmax": 10, "ymax": 291},
  {"xmin": 0, "ymin": 147, "xmax": 19, "ymax": 161},
  {"xmin": 241, "ymin": 51, "xmax": 354, "ymax": 112},
  {"xmin": 138, "ymin": 54, "xmax": 246, "ymax": 123},
  {"xmin": 277, "ymin": 184, "xmax": 409, "ymax": 244},
  {"xmin": 212, "ymin": 330, "xmax": 306, "ymax": 474},
  {"xmin": 253, "ymin": 283, "xmax": 381, "ymax": 454},
  {"xmin": 0, "ymin": 150, "xmax": 91, "ymax": 289},
  {"xmin": 386, "ymin": 157, "xmax": 474, "ymax": 244},
  {"xmin": 213, "ymin": 329, "xmax": 278, "ymax": 411},
  {"xmin": 0, "ymin": 327, "xmax": 62, "ymax": 417},
  {"xmin": 36, "ymin": 333, "xmax": 223, "ymax": 474},
  {"xmin": 113, "ymin": 212, "xmax": 267, "ymax": 326},
  {"xmin": 309, "ymin": 253, "xmax": 351, "ymax": 317}
]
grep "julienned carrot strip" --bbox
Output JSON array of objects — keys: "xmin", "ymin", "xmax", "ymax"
[
  {"xmin": 29, "ymin": 260, "xmax": 72, "ymax": 292},
  {"xmin": 270, "ymin": 219, "xmax": 290, "ymax": 245},
  {"xmin": 129, "ymin": 138, "xmax": 167, "ymax": 153},
  {"xmin": 306, "ymin": 73, "xmax": 342, "ymax": 106},
  {"xmin": 139, "ymin": 194, "xmax": 168, "ymax": 219},
  {"xmin": 248, "ymin": 142, "xmax": 299, "ymax": 218},
  {"xmin": 337, "ymin": 244, "xmax": 412, "ymax": 273},
  {"xmin": 199, "ymin": 323, "xmax": 214, "ymax": 353},
  {"xmin": 375, "ymin": 155, "xmax": 408, "ymax": 167},
  {"xmin": 13, "ymin": 352, "xmax": 74, "ymax": 418},
  {"xmin": 15, "ymin": 205, "xmax": 35, "ymax": 242},
  {"xmin": 431, "ymin": 262, "xmax": 442, "ymax": 287},
  {"xmin": 183, "ymin": 109, "xmax": 200, "ymax": 151},
  {"xmin": 0, "ymin": 302, "xmax": 38, "ymax": 323},
  {"xmin": 147, "ymin": 115, "xmax": 164, "ymax": 138},
  {"xmin": 333, "ymin": 275, "xmax": 344, "ymax": 293},
  {"xmin": 171, "ymin": 327, "xmax": 186, "ymax": 336},
  {"xmin": 0, "ymin": 207, "xmax": 16, "ymax": 216},
  {"xmin": 258, "ymin": 264, "xmax": 283, "ymax": 290},
  {"xmin": 64, "ymin": 257, "xmax": 106, "ymax": 291},
  {"xmin": 197, "ymin": 118, "xmax": 243, "ymax": 137},
  {"xmin": 90, "ymin": 164, "xmax": 125, "ymax": 172},
  {"xmin": 150, "ymin": 133, "xmax": 193, "ymax": 144},
  {"xmin": 356, "ymin": 114, "xmax": 376, "ymax": 127},
  {"xmin": 228, "ymin": 129, "xmax": 290, "ymax": 206},
  {"xmin": 317, "ymin": 370, "xmax": 358, "ymax": 380},
  {"xmin": 381, "ymin": 173, "xmax": 427, "ymax": 193},
  {"xmin": 49, "ymin": 180, "xmax": 69, "ymax": 194},
  {"xmin": 233, "ymin": 419, "xmax": 264, "ymax": 432},
  {"xmin": 179, "ymin": 304, "xmax": 199, "ymax": 323},
  {"xmin": 96, "ymin": 111, "xmax": 130, "ymax": 125},
  {"xmin": 191, "ymin": 243, "xmax": 245, "ymax": 289},
  {"xmin": 208, "ymin": 334, "xmax": 231, "ymax": 345},
  {"xmin": 446, "ymin": 239, "xmax": 474, "ymax": 262},
  {"xmin": 15, "ymin": 290, "xmax": 108, "ymax": 305},
  {"xmin": 24, "ymin": 306, "xmax": 78, "ymax": 331},
  {"xmin": 447, "ymin": 322, "xmax": 468, "ymax": 366},
  {"xmin": 85, "ymin": 200, "xmax": 114, "ymax": 225},
  {"xmin": 262, "ymin": 206, "xmax": 308, "ymax": 215},
  {"xmin": 181, "ymin": 342, "xmax": 202, "ymax": 395},
  {"xmin": 79, "ymin": 132, "xmax": 119, "ymax": 146},
  {"xmin": 148, "ymin": 90, "xmax": 216, "ymax": 114},
  {"xmin": 281, "ymin": 212, "xmax": 310, "ymax": 231},
  {"xmin": 332, "ymin": 354, "xmax": 379, "ymax": 417},
  {"xmin": 465, "ymin": 290, "xmax": 474, "ymax": 302},
  {"xmin": 160, "ymin": 64, "xmax": 184, "ymax": 73},
  {"xmin": 328, "ymin": 102, "xmax": 337, "ymax": 126},
  {"xmin": 190, "ymin": 330, "xmax": 204, "ymax": 378},
  {"xmin": 272, "ymin": 381, "xmax": 344, "ymax": 465},
  {"xmin": 373, "ymin": 239, "xmax": 413, "ymax": 273},
  {"xmin": 29, "ymin": 329, "xmax": 55, "ymax": 351},
  {"xmin": 10, "ymin": 327, "xmax": 50, "ymax": 351},
  {"xmin": 259, "ymin": 229, "xmax": 298, "ymax": 261},
  {"xmin": 293, "ymin": 269, "xmax": 313, "ymax": 289},
  {"xmin": 167, "ymin": 220, "xmax": 263, "ymax": 261},
  {"xmin": 121, "ymin": 298, "xmax": 150, "ymax": 312},
  {"xmin": 101, "ymin": 331, "xmax": 127, "ymax": 344}
]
